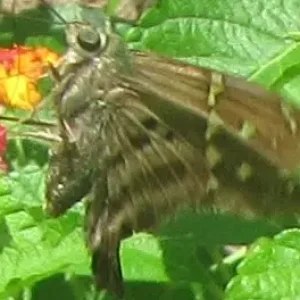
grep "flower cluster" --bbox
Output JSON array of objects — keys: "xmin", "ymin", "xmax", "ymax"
[
  {"xmin": 0, "ymin": 45, "xmax": 59, "ymax": 110},
  {"xmin": 0, "ymin": 45, "xmax": 59, "ymax": 172}
]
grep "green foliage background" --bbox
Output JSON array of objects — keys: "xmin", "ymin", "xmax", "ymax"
[{"xmin": 1, "ymin": 0, "xmax": 300, "ymax": 299}]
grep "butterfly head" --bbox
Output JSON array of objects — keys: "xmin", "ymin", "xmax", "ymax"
[{"xmin": 65, "ymin": 21, "xmax": 110, "ymax": 59}]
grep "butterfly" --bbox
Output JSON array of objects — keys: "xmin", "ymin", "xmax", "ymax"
[{"xmin": 2, "ymin": 1, "xmax": 300, "ymax": 298}]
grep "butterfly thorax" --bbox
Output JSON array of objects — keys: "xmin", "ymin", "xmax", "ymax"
[{"xmin": 49, "ymin": 21, "xmax": 130, "ymax": 117}]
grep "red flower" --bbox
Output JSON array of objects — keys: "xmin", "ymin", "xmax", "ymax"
[{"xmin": 0, "ymin": 124, "xmax": 8, "ymax": 172}]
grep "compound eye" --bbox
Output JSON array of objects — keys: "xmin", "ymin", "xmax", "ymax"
[{"xmin": 77, "ymin": 27, "xmax": 103, "ymax": 52}]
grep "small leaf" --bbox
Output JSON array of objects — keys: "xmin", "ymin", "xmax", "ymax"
[{"xmin": 225, "ymin": 229, "xmax": 300, "ymax": 299}]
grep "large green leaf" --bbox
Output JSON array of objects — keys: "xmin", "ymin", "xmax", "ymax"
[{"xmin": 126, "ymin": 0, "xmax": 300, "ymax": 107}]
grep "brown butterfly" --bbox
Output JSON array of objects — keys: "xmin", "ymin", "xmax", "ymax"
[{"xmin": 3, "ymin": 2, "xmax": 300, "ymax": 298}]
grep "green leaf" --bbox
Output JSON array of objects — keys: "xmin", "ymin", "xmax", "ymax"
[
  {"xmin": 127, "ymin": 0, "xmax": 300, "ymax": 107},
  {"xmin": 119, "ymin": 213, "xmax": 283, "ymax": 299},
  {"xmin": 0, "ymin": 4, "xmax": 63, "ymax": 49},
  {"xmin": 225, "ymin": 229, "xmax": 300, "ymax": 299},
  {"xmin": 122, "ymin": 233, "xmax": 221, "ymax": 300},
  {"xmin": 0, "ymin": 164, "xmax": 90, "ymax": 298},
  {"xmin": 158, "ymin": 210, "xmax": 282, "ymax": 244}
]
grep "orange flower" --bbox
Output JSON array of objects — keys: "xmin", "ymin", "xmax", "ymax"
[{"xmin": 0, "ymin": 45, "xmax": 59, "ymax": 110}]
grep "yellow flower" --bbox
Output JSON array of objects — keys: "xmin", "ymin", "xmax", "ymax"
[
  {"xmin": 1, "ymin": 74, "xmax": 41, "ymax": 110},
  {"xmin": 0, "ymin": 45, "xmax": 59, "ymax": 110}
]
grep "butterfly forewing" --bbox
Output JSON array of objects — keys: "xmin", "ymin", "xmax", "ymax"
[
  {"xmin": 129, "ymin": 52, "xmax": 300, "ymax": 170},
  {"xmin": 120, "ymin": 51, "xmax": 300, "ymax": 215}
]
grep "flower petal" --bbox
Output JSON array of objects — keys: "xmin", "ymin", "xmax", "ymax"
[{"xmin": 2, "ymin": 75, "xmax": 41, "ymax": 110}]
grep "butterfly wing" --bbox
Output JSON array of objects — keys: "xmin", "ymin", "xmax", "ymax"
[
  {"xmin": 128, "ymin": 51, "xmax": 300, "ymax": 171},
  {"xmin": 82, "ymin": 86, "xmax": 211, "ymax": 295},
  {"xmin": 119, "ymin": 51, "xmax": 300, "ymax": 216}
]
